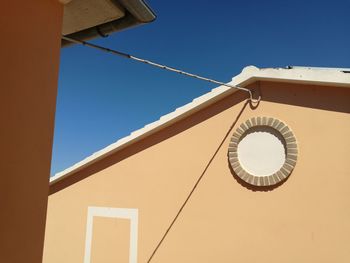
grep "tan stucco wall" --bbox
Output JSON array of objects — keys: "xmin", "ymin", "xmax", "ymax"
[
  {"xmin": 91, "ymin": 217, "xmax": 131, "ymax": 262},
  {"xmin": 0, "ymin": 1, "xmax": 63, "ymax": 262},
  {"xmin": 44, "ymin": 82, "xmax": 350, "ymax": 262}
]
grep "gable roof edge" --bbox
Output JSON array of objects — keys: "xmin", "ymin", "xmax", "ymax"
[{"xmin": 50, "ymin": 65, "xmax": 350, "ymax": 186}]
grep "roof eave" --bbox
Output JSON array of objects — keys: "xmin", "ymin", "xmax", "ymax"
[{"xmin": 61, "ymin": 0, "xmax": 156, "ymax": 47}]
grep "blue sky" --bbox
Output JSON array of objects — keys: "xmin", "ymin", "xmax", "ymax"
[{"xmin": 51, "ymin": 0, "xmax": 350, "ymax": 175}]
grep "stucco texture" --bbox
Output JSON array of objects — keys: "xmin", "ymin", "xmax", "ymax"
[
  {"xmin": 44, "ymin": 82, "xmax": 350, "ymax": 262},
  {"xmin": 0, "ymin": 1, "xmax": 63, "ymax": 262}
]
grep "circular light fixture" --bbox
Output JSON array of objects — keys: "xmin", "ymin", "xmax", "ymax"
[{"xmin": 228, "ymin": 117, "xmax": 298, "ymax": 187}]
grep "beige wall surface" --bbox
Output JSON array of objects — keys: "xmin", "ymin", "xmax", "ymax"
[
  {"xmin": 44, "ymin": 82, "xmax": 350, "ymax": 262},
  {"xmin": 91, "ymin": 217, "xmax": 130, "ymax": 262},
  {"xmin": 0, "ymin": 1, "xmax": 63, "ymax": 262}
]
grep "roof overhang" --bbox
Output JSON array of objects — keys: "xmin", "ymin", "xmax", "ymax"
[
  {"xmin": 61, "ymin": 0, "xmax": 156, "ymax": 47},
  {"xmin": 50, "ymin": 66, "xmax": 350, "ymax": 185}
]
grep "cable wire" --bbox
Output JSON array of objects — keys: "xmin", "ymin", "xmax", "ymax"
[{"xmin": 62, "ymin": 36, "xmax": 256, "ymax": 101}]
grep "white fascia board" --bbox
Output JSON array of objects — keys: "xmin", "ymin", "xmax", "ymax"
[
  {"xmin": 50, "ymin": 66, "xmax": 350, "ymax": 186},
  {"xmin": 237, "ymin": 66, "xmax": 350, "ymax": 88}
]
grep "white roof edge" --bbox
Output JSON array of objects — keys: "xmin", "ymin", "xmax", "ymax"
[
  {"xmin": 288, "ymin": 66, "xmax": 350, "ymax": 72},
  {"xmin": 50, "ymin": 65, "xmax": 350, "ymax": 185}
]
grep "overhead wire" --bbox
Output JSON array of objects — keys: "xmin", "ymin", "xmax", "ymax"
[{"xmin": 62, "ymin": 36, "xmax": 258, "ymax": 102}]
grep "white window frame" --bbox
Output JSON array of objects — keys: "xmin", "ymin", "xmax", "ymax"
[{"xmin": 84, "ymin": 206, "xmax": 138, "ymax": 263}]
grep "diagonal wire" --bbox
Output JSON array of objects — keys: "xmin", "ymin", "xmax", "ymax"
[{"xmin": 62, "ymin": 36, "xmax": 255, "ymax": 101}]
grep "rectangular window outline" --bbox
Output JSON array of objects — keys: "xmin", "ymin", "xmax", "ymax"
[{"xmin": 84, "ymin": 206, "xmax": 138, "ymax": 263}]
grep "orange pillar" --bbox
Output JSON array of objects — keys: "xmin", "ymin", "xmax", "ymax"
[{"xmin": 0, "ymin": 1, "xmax": 63, "ymax": 262}]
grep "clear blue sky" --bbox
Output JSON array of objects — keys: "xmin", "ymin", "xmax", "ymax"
[{"xmin": 51, "ymin": 0, "xmax": 350, "ymax": 175}]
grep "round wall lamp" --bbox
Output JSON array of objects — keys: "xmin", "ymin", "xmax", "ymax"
[{"xmin": 228, "ymin": 117, "xmax": 298, "ymax": 187}]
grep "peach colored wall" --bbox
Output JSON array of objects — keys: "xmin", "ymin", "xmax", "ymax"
[
  {"xmin": 91, "ymin": 217, "xmax": 131, "ymax": 262},
  {"xmin": 44, "ymin": 82, "xmax": 350, "ymax": 262},
  {"xmin": 0, "ymin": 1, "xmax": 63, "ymax": 262}
]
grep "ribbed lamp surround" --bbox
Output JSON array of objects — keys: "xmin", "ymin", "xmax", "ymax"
[{"xmin": 228, "ymin": 117, "xmax": 298, "ymax": 187}]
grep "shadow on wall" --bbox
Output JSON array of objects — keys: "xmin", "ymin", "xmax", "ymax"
[
  {"xmin": 228, "ymin": 162, "xmax": 289, "ymax": 192},
  {"xmin": 146, "ymin": 97, "xmax": 255, "ymax": 262},
  {"xmin": 48, "ymin": 81, "xmax": 350, "ymax": 262},
  {"xmin": 228, "ymin": 124, "xmax": 290, "ymax": 192},
  {"xmin": 50, "ymin": 89, "xmax": 250, "ymax": 194},
  {"xmin": 261, "ymin": 81, "xmax": 350, "ymax": 114},
  {"xmin": 50, "ymin": 82, "xmax": 350, "ymax": 194},
  {"xmin": 227, "ymin": 81, "xmax": 350, "ymax": 192}
]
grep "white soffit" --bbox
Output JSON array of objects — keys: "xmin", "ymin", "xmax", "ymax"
[
  {"xmin": 62, "ymin": 0, "xmax": 125, "ymax": 35},
  {"xmin": 50, "ymin": 66, "xmax": 350, "ymax": 185}
]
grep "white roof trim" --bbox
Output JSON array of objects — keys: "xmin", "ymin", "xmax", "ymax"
[{"xmin": 50, "ymin": 66, "xmax": 350, "ymax": 185}]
